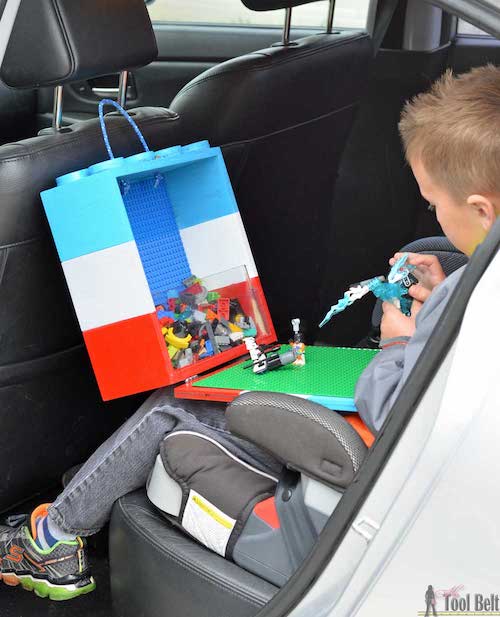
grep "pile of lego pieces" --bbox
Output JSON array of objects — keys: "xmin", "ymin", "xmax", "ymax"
[{"xmin": 155, "ymin": 275, "xmax": 257, "ymax": 368}]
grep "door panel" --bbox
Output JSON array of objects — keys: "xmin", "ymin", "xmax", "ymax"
[{"xmin": 449, "ymin": 31, "xmax": 500, "ymax": 72}]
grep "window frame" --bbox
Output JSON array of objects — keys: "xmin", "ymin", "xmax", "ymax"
[{"xmin": 146, "ymin": 0, "xmax": 378, "ymax": 34}]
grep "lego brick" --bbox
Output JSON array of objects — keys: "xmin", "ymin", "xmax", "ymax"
[
  {"xmin": 41, "ymin": 140, "xmax": 278, "ymax": 400},
  {"xmin": 42, "ymin": 171, "xmax": 134, "ymax": 262},
  {"xmin": 83, "ymin": 314, "xmax": 170, "ymax": 401},
  {"xmin": 122, "ymin": 175, "xmax": 192, "ymax": 305},
  {"xmin": 180, "ymin": 213, "xmax": 258, "ymax": 282},
  {"xmin": 166, "ymin": 152, "xmax": 238, "ymax": 230},
  {"xmin": 62, "ymin": 241, "xmax": 155, "ymax": 331},
  {"xmin": 217, "ymin": 298, "xmax": 230, "ymax": 321},
  {"xmin": 207, "ymin": 277, "xmax": 274, "ymax": 340}
]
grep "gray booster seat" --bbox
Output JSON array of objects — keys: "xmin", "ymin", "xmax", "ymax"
[{"xmin": 147, "ymin": 392, "xmax": 368, "ymax": 586}]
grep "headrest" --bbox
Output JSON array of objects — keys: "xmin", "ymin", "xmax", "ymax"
[
  {"xmin": 0, "ymin": 0, "xmax": 157, "ymax": 89},
  {"xmin": 242, "ymin": 0, "xmax": 319, "ymax": 10}
]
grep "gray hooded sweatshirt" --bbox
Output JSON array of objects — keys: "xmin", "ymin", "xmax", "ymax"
[{"xmin": 354, "ymin": 265, "xmax": 466, "ymax": 434}]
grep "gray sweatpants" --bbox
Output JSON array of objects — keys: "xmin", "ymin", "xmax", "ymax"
[{"xmin": 48, "ymin": 388, "xmax": 282, "ymax": 536}]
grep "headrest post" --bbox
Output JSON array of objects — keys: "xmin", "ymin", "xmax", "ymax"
[
  {"xmin": 282, "ymin": 7, "xmax": 292, "ymax": 45},
  {"xmin": 326, "ymin": 0, "xmax": 336, "ymax": 33},
  {"xmin": 52, "ymin": 85, "xmax": 64, "ymax": 132},
  {"xmin": 118, "ymin": 71, "xmax": 129, "ymax": 109}
]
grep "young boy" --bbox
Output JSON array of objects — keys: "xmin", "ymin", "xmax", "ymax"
[
  {"xmin": 356, "ymin": 64, "xmax": 500, "ymax": 433},
  {"xmin": 1, "ymin": 65, "xmax": 499, "ymax": 601}
]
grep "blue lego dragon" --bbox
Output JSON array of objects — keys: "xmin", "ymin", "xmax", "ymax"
[{"xmin": 319, "ymin": 253, "xmax": 418, "ymax": 328}]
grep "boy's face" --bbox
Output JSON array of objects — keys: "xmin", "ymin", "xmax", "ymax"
[{"xmin": 410, "ymin": 156, "xmax": 497, "ymax": 256}]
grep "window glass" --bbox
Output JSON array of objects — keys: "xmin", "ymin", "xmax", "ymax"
[
  {"xmin": 147, "ymin": 0, "xmax": 373, "ymax": 29},
  {"xmin": 457, "ymin": 19, "xmax": 491, "ymax": 37}
]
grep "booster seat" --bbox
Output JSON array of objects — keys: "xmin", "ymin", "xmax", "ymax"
[
  {"xmin": 111, "ymin": 236, "xmax": 468, "ymax": 617},
  {"xmin": 145, "ymin": 236, "xmax": 468, "ymax": 587},
  {"xmin": 146, "ymin": 391, "xmax": 367, "ymax": 587}
]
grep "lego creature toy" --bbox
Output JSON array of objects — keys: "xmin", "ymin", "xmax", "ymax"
[{"xmin": 319, "ymin": 253, "xmax": 418, "ymax": 328}]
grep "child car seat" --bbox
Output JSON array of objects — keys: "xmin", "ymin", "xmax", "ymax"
[
  {"xmin": 145, "ymin": 237, "xmax": 467, "ymax": 587},
  {"xmin": 146, "ymin": 391, "xmax": 367, "ymax": 587}
]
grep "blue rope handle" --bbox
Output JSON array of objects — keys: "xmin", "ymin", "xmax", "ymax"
[{"xmin": 98, "ymin": 98, "xmax": 150, "ymax": 160}]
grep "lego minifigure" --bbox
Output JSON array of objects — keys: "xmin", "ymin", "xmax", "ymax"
[
  {"xmin": 244, "ymin": 337, "xmax": 296, "ymax": 374},
  {"xmin": 290, "ymin": 318, "xmax": 306, "ymax": 366}
]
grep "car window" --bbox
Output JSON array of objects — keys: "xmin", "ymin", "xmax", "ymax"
[
  {"xmin": 457, "ymin": 19, "xmax": 492, "ymax": 37},
  {"xmin": 147, "ymin": 0, "xmax": 374, "ymax": 29}
]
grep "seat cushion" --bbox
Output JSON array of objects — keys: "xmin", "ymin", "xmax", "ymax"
[{"xmin": 110, "ymin": 491, "xmax": 278, "ymax": 617}]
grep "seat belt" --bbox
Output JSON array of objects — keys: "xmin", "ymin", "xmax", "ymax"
[{"xmin": 372, "ymin": 0, "xmax": 400, "ymax": 54}]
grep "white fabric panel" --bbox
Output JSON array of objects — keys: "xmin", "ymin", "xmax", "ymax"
[
  {"xmin": 182, "ymin": 489, "xmax": 236, "ymax": 557},
  {"xmin": 146, "ymin": 455, "xmax": 183, "ymax": 517},
  {"xmin": 180, "ymin": 213, "xmax": 258, "ymax": 287},
  {"xmin": 62, "ymin": 241, "xmax": 155, "ymax": 331}
]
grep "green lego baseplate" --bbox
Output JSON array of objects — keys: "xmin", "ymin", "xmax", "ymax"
[{"xmin": 193, "ymin": 345, "xmax": 379, "ymax": 399}]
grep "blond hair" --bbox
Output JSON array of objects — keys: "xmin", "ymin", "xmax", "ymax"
[{"xmin": 399, "ymin": 64, "xmax": 500, "ymax": 201}]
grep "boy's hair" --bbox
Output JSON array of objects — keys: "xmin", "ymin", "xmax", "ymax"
[{"xmin": 399, "ymin": 64, "xmax": 500, "ymax": 201}]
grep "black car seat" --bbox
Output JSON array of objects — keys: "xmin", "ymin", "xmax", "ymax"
[
  {"xmin": 0, "ymin": 81, "xmax": 37, "ymax": 145},
  {"xmin": 110, "ymin": 392, "xmax": 367, "ymax": 617},
  {"xmin": 168, "ymin": 0, "xmax": 373, "ymax": 341},
  {"xmin": 0, "ymin": 0, "xmax": 374, "ymax": 514},
  {"xmin": 0, "ymin": 0, "xmax": 184, "ymax": 512},
  {"xmin": 108, "ymin": 237, "xmax": 465, "ymax": 617},
  {"xmin": 107, "ymin": 4, "xmax": 406, "ymax": 612},
  {"xmin": 0, "ymin": 2, "xmax": 38, "ymax": 145}
]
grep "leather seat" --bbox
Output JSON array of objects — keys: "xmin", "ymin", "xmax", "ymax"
[
  {"xmin": 0, "ymin": 0, "xmax": 375, "ymax": 610},
  {"xmin": 0, "ymin": 0, "xmax": 372, "ymax": 512},
  {"xmin": 0, "ymin": 0, "xmax": 179, "ymax": 512},
  {"xmin": 170, "ymin": 16, "xmax": 373, "ymax": 341},
  {"xmin": 106, "ymin": 1, "xmax": 373, "ymax": 613},
  {"xmin": 111, "ymin": 491, "xmax": 278, "ymax": 617},
  {"xmin": 109, "ymin": 383, "xmax": 368, "ymax": 617},
  {"xmin": 0, "ymin": 81, "xmax": 37, "ymax": 145}
]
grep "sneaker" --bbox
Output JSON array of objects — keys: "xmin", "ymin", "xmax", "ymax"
[{"xmin": 0, "ymin": 505, "xmax": 95, "ymax": 601}]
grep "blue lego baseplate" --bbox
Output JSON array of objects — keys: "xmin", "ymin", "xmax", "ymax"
[{"xmin": 121, "ymin": 174, "xmax": 191, "ymax": 305}]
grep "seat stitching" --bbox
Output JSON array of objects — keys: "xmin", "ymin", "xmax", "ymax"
[
  {"xmin": 219, "ymin": 101, "xmax": 357, "ymax": 149},
  {"xmin": 0, "ymin": 237, "xmax": 38, "ymax": 250},
  {"xmin": 0, "ymin": 115, "xmax": 177, "ymax": 165},
  {"xmin": 0, "ymin": 249, "xmax": 7, "ymax": 290}
]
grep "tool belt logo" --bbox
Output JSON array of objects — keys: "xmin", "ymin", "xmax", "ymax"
[{"xmin": 418, "ymin": 585, "xmax": 500, "ymax": 616}]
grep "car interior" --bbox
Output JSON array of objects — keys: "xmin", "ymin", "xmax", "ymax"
[{"xmin": 0, "ymin": 0, "xmax": 499, "ymax": 615}]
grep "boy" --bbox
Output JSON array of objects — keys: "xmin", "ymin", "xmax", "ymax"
[
  {"xmin": 356, "ymin": 64, "xmax": 500, "ymax": 433},
  {"xmin": 1, "ymin": 65, "xmax": 499, "ymax": 601}
]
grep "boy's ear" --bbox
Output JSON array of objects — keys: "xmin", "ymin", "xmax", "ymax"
[{"xmin": 466, "ymin": 194, "xmax": 498, "ymax": 232}]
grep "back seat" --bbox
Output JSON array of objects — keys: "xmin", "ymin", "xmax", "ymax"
[{"xmin": 0, "ymin": 80, "xmax": 37, "ymax": 145}]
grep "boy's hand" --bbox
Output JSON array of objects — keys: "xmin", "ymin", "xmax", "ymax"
[
  {"xmin": 389, "ymin": 252, "xmax": 446, "ymax": 302},
  {"xmin": 380, "ymin": 300, "xmax": 423, "ymax": 340}
]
